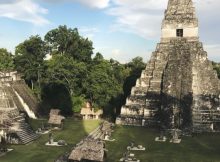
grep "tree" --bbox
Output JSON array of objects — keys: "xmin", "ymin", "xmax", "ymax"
[
  {"xmin": 40, "ymin": 55, "xmax": 87, "ymax": 116},
  {"xmin": 212, "ymin": 61, "xmax": 220, "ymax": 79},
  {"xmin": 71, "ymin": 95, "xmax": 85, "ymax": 113},
  {"xmin": 0, "ymin": 48, "xmax": 14, "ymax": 71},
  {"xmin": 124, "ymin": 57, "xmax": 146, "ymax": 97},
  {"xmin": 14, "ymin": 35, "xmax": 48, "ymax": 90},
  {"xmin": 10, "ymin": 26, "xmax": 146, "ymax": 119},
  {"xmin": 93, "ymin": 52, "xmax": 104, "ymax": 62},
  {"xmin": 85, "ymin": 55, "xmax": 127, "ymax": 116},
  {"xmin": 43, "ymin": 55, "xmax": 87, "ymax": 96},
  {"xmin": 45, "ymin": 25, "xmax": 93, "ymax": 62}
]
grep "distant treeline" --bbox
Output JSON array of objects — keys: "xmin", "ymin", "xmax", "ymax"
[
  {"xmin": 0, "ymin": 25, "xmax": 146, "ymax": 119},
  {"xmin": 212, "ymin": 61, "xmax": 220, "ymax": 79}
]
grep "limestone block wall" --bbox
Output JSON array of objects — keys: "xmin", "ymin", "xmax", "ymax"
[
  {"xmin": 191, "ymin": 44, "xmax": 220, "ymax": 132},
  {"xmin": 161, "ymin": 27, "xmax": 198, "ymax": 39},
  {"xmin": 161, "ymin": 39, "xmax": 193, "ymax": 129}
]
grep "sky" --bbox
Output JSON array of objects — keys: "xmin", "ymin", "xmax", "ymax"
[{"xmin": 0, "ymin": 0, "xmax": 219, "ymax": 63}]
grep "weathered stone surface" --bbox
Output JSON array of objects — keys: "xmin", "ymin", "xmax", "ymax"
[
  {"xmin": 117, "ymin": 0, "xmax": 220, "ymax": 132},
  {"xmin": 0, "ymin": 71, "xmax": 39, "ymax": 144},
  {"xmin": 161, "ymin": 0, "xmax": 198, "ymax": 42}
]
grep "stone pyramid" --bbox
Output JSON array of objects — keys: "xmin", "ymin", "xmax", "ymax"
[
  {"xmin": 117, "ymin": 0, "xmax": 220, "ymax": 132},
  {"xmin": 0, "ymin": 72, "xmax": 39, "ymax": 144}
]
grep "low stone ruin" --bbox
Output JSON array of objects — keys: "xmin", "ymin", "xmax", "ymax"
[
  {"xmin": 119, "ymin": 151, "xmax": 140, "ymax": 162},
  {"xmin": 55, "ymin": 121, "xmax": 114, "ymax": 162},
  {"xmin": 127, "ymin": 142, "xmax": 146, "ymax": 151},
  {"xmin": 45, "ymin": 132, "xmax": 67, "ymax": 147},
  {"xmin": 69, "ymin": 139, "xmax": 105, "ymax": 162},
  {"xmin": 120, "ymin": 142, "xmax": 145, "ymax": 162},
  {"xmin": 169, "ymin": 129, "xmax": 182, "ymax": 144},
  {"xmin": 68, "ymin": 122, "xmax": 113, "ymax": 162},
  {"xmin": 155, "ymin": 132, "xmax": 167, "ymax": 142},
  {"xmin": 48, "ymin": 109, "xmax": 65, "ymax": 128}
]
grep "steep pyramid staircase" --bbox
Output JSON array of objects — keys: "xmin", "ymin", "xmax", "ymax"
[{"xmin": 15, "ymin": 121, "xmax": 39, "ymax": 144}]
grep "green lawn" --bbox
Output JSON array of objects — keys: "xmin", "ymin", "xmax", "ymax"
[
  {"xmin": 0, "ymin": 119, "xmax": 100, "ymax": 162},
  {"xmin": 2, "ymin": 121, "xmax": 220, "ymax": 162},
  {"xmin": 106, "ymin": 126, "xmax": 220, "ymax": 162}
]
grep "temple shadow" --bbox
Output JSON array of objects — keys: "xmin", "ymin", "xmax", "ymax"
[{"xmin": 118, "ymin": 90, "xmax": 220, "ymax": 132}]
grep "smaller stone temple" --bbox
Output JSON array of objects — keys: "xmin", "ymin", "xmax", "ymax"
[
  {"xmin": 80, "ymin": 102, "xmax": 103, "ymax": 120},
  {"xmin": 0, "ymin": 71, "xmax": 39, "ymax": 144}
]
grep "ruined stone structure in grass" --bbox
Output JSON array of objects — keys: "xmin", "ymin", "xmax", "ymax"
[
  {"xmin": 48, "ymin": 109, "xmax": 65, "ymax": 128},
  {"xmin": 117, "ymin": 0, "xmax": 220, "ymax": 133}
]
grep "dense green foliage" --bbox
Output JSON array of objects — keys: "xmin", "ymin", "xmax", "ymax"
[
  {"xmin": 43, "ymin": 55, "xmax": 87, "ymax": 96},
  {"xmin": 44, "ymin": 25, "xmax": 93, "ymax": 62},
  {"xmin": 212, "ymin": 61, "xmax": 220, "ymax": 79},
  {"xmin": 71, "ymin": 96, "xmax": 85, "ymax": 113},
  {"xmin": 0, "ymin": 48, "xmax": 14, "ymax": 71},
  {"xmin": 14, "ymin": 35, "xmax": 48, "ymax": 90},
  {"xmin": 0, "ymin": 25, "xmax": 146, "ymax": 117},
  {"xmin": 121, "ymin": 57, "xmax": 145, "ymax": 109}
]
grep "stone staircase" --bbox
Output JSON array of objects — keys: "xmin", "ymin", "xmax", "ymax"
[
  {"xmin": 15, "ymin": 121, "xmax": 39, "ymax": 144},
  {"xmin": 4, "ymin": 85, "xmax": 24, "ymax": 111},
  {"xmin": 4, "ymin": 109, "xmax": 39, "ymax": 144},
  {"xmin": 119, "ymin": 42, "xmax": 171, "ymax": 126}
]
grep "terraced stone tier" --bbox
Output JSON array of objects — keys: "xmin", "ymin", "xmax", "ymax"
[{"xmin": 118, "ymin": 39, "xmax": 220, "ymax": 132}]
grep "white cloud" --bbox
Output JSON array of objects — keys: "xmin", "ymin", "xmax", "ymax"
[
  {"xmin": 112, "ymin": 49, "xmax": 121, "ymax": 57},
  {"xmin": 43, "ymin": 0, "xmax": 110, "ymax": 9},
  {"xmin": 107, "ymin": 0, "xmax": 220, "ymax": 42},
  {"xmin": 0, "ymin": 0, "xmax": 111, "ymax": 26},
  {"xmin": 0, "ymin": 0, "xmax": 49, "ymax": 25},
  {"xmin": 79, "ymin": 27, "xmax": 99, "ymax": 39},
  {"xmin": 77, "ymin": 0, "xmax": 110, "ymax": 9},
  {"xmin": 107, "ymin": 0, "xmax": 167, "ymax": 39},
  {"xmin": 112, "ymin": 0, "xmax": 167, "ymax": 10},
  {"xmin": 204, "ymin": 44, "xmax": 220, "ymax": 62},
  {"xmin": 195, "ymin": 0, "xmax": 220, "ymax": 11}
]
